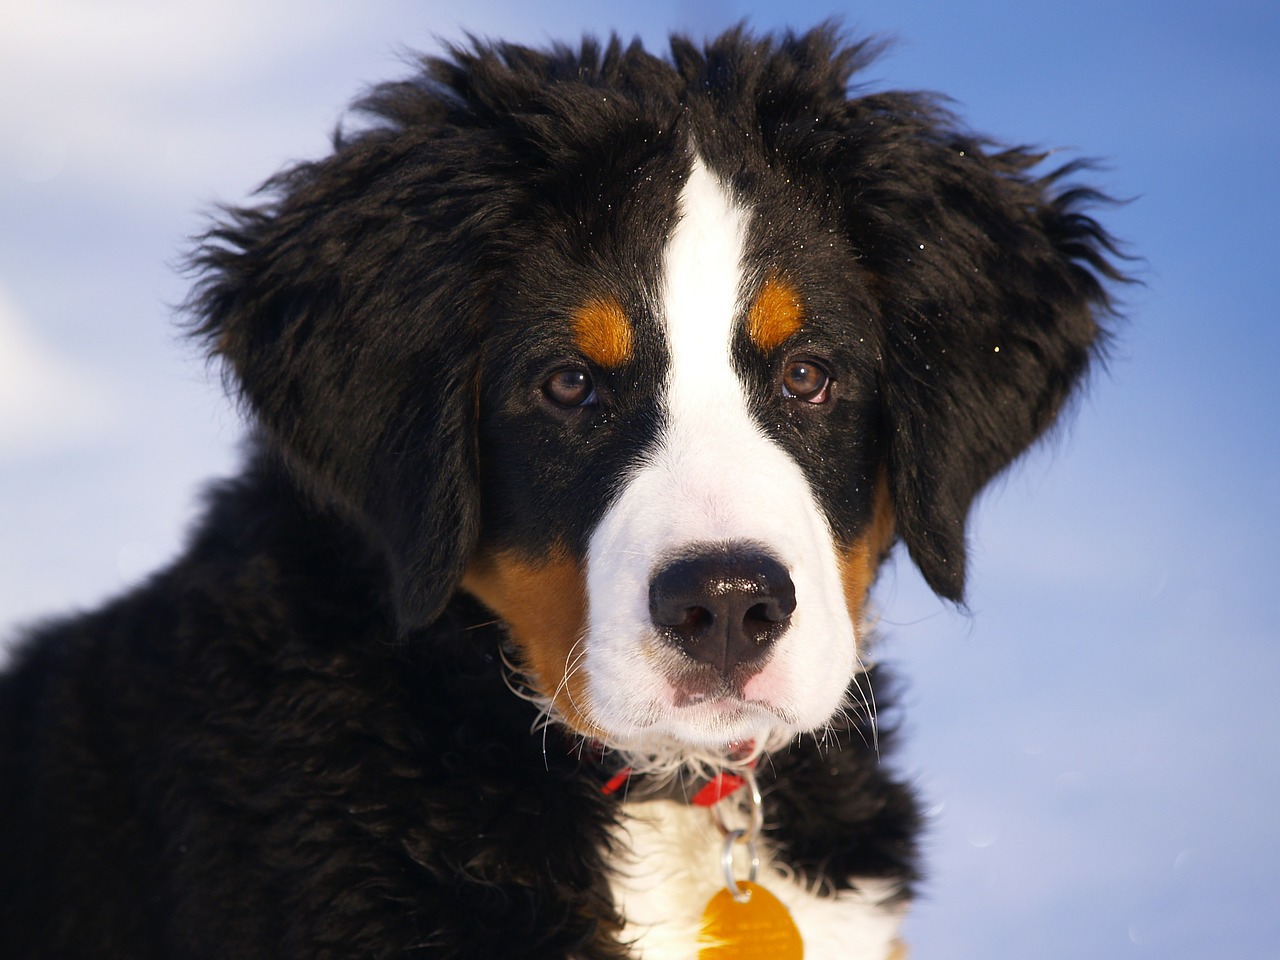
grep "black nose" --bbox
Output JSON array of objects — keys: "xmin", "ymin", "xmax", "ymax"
[{"xmin": 648, "ymin": 543, "xmax": 796, "ymax": 675}]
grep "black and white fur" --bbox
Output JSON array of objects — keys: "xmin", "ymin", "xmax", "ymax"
[{"xmin": 0, "ymin": 27, "xmax": 1122, "ymax": 959}]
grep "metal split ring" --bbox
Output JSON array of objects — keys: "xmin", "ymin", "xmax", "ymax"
[
  {"xmin": 712, "ymin": 768, "xmax": 764, "ymax": 902},
  {"xmin": 720, "ymin": 829, "xmax": 760, "ymax": 902}
]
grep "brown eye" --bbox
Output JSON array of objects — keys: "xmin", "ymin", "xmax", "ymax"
[
  {"xmin": 781, "ymin": 359, "xmax": 832, "ymax": 404},
  {"xmin": 543, "ymin": 367, "xmax": 597, "ymax": 408}
]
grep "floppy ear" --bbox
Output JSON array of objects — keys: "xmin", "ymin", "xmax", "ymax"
[
  {"xmin": 188, "ymin": 126, "xmax": 500, "ymax": 632},
  {"xmin": 834, "ymin": 95, "xmax": 1123, "ymax": 601}
]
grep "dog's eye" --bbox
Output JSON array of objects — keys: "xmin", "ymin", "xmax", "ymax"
[
  {"xmin": 542, "ymin": 367, "xmax": 598, "ymax": 408},
  {"xmin": 781, "ymin": 359, "xmax": 832, "ymax": 404}
]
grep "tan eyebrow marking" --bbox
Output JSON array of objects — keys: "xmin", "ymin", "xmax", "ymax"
[
  {"xmin": 571, "ymin": 296, "xmax": 634, "ymax": 368},
  {"xmin": 746, "ymin": 274, "xmax": 805, "ymax": 353}
]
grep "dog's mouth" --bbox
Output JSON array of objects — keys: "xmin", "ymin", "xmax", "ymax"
[
  {"xmin": 577, "ymin": 669, "xmax": 803, "ymax": 754},
  {"xmin": 667, "ymin": 657, "xmax": 769, "ymax": 708}
]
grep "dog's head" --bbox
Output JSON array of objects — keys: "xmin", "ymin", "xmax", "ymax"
[{"xmin": 192, "ymin": 29, "xmax": 1120, "ymax": 755}]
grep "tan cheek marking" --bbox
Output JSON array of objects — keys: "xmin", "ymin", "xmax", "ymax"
[
  {"xmin": 571, "ymin": 296, "xmax": 633, "ymax": 368},
  {"xmin": 746, "ymin": 274, "xmax": 805, "ymax": 353},
  {"xmin": 460, "ymin": 548, "xmax": 604, "ymax": 739},
  {"xmin": 839, "ymin": 476, "xmax": 897, "ymax": 639}
]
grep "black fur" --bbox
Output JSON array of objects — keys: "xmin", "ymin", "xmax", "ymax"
[{"xmin": 0, "ymin": 26, "xmax": 1121, "ymax": 957}]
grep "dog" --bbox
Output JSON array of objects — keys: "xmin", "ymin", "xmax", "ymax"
[{"xmin": 0, "ymin": 26, "xmax": 1122, "ymax": 959}]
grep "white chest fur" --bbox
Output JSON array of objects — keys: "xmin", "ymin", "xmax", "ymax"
[{"xmin": 607, "ymin": 798, "xmax": 907, "ymax": 959}]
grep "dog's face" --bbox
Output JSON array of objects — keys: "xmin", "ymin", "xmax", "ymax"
[
  {"xmin": 192, "ymin": 30, "xmax": 1117, "ymax": 756},
  {"xmin": 462, "ymin": 156, "xmax": 893, "ymax": 749}
]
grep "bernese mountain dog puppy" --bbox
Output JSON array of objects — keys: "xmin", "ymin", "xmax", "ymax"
[{"xmin": 0, "ymin": 26, "xmax": 1122, "ymax": 960}]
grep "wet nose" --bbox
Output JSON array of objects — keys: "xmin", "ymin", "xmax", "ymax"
[{"xmin": 648, "ymin": 543, "xmax": 796, "ymax": 675}]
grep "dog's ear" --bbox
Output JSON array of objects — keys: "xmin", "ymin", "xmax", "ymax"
[
  {"xmin": 833, "ymin": 95, "xmax": 1124, "ymax": 602},
  {"xmin": 188, "ymin": 127, "xmax": 500, "ymax": 632}
]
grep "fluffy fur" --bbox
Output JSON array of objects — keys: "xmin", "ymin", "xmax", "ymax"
[{"xmin": 0, "ymin": 26, "xmax": 1122, "ymax": 959}]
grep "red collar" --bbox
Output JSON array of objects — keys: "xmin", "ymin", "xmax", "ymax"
[
  {"xmin": 584, "ymin": 740, "xmax": 757, "ymax": 806},
  {"xmin": 601, "ymin": 765, "xmax": 750, "ymax": 805}
]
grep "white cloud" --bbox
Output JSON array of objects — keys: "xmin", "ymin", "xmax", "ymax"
[
  {"xmin": 0, "ymin": 1, "xmax": 382, "ymax": 199},
  {"xmin": 0, "ymin": 285, "xmax": 120, "ymax": 459},
  {"xmin": 0, "ymin": 0, "xmax": 347, "ymax": 89}
]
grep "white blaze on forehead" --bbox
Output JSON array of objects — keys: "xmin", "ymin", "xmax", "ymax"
[
  {"xmin": 582, "ymin": 155, "xmax": 856, "ymax": 748},
  {"xmin": 661, "ymin": 156, "xmax": 751, "ymax": 405}
]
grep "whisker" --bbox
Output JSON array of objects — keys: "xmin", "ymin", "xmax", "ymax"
[{"xmin": 847, "ymin": 663, "xmax": 880, "ymax": 756}]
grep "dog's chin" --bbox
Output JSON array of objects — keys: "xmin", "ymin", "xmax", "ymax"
[{"xmin": 586, "ymin": 696, "xmax": 803, "ymax": 757}]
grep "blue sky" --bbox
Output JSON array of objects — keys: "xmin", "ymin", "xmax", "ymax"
[{"xmin": 1, "ymin": 1, "xmax": 1277, "ymax": 957}]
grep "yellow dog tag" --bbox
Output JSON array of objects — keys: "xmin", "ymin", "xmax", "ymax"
[{"xmin": 698, "ymin": 881, "xmax": 803, "ymax": 959}]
